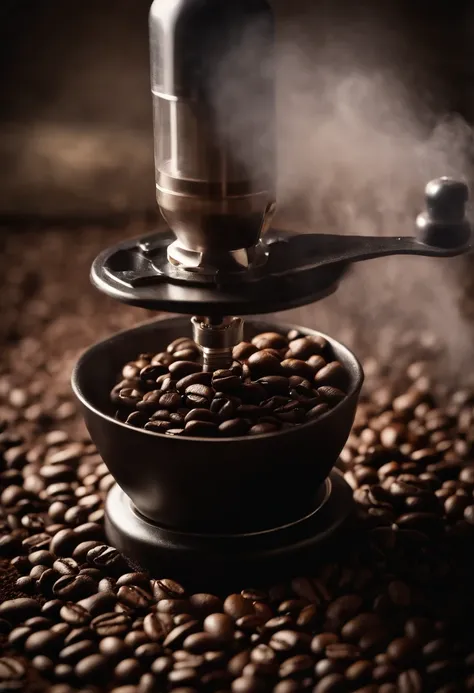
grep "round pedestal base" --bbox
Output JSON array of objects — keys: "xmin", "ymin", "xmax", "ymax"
[{"xmin": 105, "ymin": 469, "xmax": 353, "ymax": 588}]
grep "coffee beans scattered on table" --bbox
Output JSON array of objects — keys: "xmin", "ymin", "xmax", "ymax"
[
  {"xmin": 3, "ymin": 344, "xmax": 474, "ymax": 691},
  {"xmin": 111, "ymin": 332, "xmax": 350, "ymax": 437}
]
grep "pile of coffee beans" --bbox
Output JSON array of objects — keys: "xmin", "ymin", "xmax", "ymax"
[
  {"xmin": 3, "ymin": 225, "xmax": 474, "ymax": 692},
  {"xmin": 111, "ymin": 332, "xmax": 350, "ymax": 437},
  {"xmin": 2, "ymin": 351, "xmax": 474, "ymax": 692}
]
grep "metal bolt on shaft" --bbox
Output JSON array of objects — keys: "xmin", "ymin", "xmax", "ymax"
[{"xmin": 191, "ymin": 316, "xmax": 243, "ymax": 372}]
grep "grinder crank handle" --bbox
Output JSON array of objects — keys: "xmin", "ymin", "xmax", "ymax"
[{"xmin": 264, "ymin": 178, "xmax": 472, "ymax": 279}]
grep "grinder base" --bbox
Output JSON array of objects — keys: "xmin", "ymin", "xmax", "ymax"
[{"xmin": 105, "ymin": 468, "xmax": 353, "ymax": 587}]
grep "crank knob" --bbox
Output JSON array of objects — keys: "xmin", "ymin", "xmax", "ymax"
[
  {"xmin": 416, "ymin": 177, "xmax": 471, "ymax": 249},
  {"xmin": 426, "ymin": 177, "xmax": 468, "ymax": 222}
]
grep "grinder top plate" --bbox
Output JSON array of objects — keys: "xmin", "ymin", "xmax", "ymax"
[{"xmin": 91, "ymin": 212, "xmax": 471, "ymax": 317}]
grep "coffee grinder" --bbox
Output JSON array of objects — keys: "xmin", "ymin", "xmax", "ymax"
[{"xmin": 72, "ymin": 0, "xmax": 472, "ymax": 582}]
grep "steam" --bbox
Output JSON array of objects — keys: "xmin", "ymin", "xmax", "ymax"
[{"xmin": 213, "ymin": 5, "xmax": 474, "ymax": 384}]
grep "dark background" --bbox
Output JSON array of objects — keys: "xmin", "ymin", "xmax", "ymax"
[{"xmin": 1, "ymin": 0, "xmax": 474, "ymax": 220}]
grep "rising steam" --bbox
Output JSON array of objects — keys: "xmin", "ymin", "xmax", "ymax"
[{"xmin": 214, "ymin": 4, "xmax": 474, "ymax": 384}]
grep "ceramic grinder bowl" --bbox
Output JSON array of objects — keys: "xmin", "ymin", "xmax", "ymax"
[{"xmin": 72, "ymin": 317, "xmax": 363, "ymax": 534}]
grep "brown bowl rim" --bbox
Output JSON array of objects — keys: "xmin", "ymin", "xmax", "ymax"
[{"xmin": 71, "ymin": 315, "xmax": 364, "ymax": 444}]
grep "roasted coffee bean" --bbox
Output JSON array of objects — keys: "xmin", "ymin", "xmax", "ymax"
[
  {"xmin": 52, "ymin": 574, "xmax": 96, "ymax": 600},
  {"xmin": 203, "ymin": 613, "xmax": 235, "ymax": 643},
  {"xmin": 152, "ymin": 578, "xmax": 186, "ymax": 599},
  {"xmin": 8, "ymin": 625, "xmax": 32, "ymax": 649},
  {"xmin": 92, "ymin": 611, "xmax": 131, "ymax": 637},
  {"xmin": 314, "ymin": 673, "xmax": 346, "ymax": 693},
  {"xmin": 53, "ymin": 557, "xmax": 79, "ymax": 576},
  {"xmin": 387, "ymin": 637, "xmax": 419, "ymax": 666},
  {"xmin": 184, "ymin": 420, "xmax": 219, "ymax": 437},
  {"xmin": 0, "ymin": 657, "xmax": 26, "ymax": 685},
  {"xmin": 25, "ymin": 629, "xmax": 64, "ymax": 655},
  {"xmin": 248, "ymin": 423, "xmax": 278, "ymax": 435},
  {"xmin": 224, "ymin": 594, "xmax": 255, "ymax": 620},
  {"xmin": 184, "ymin": 384, "xmax": 215, "ymax": 408},
  {"xmin": 50, "ymin": 528, "xmax": 79, "ymax": 556},
  {"xmin": 257, "ymin": 375, "xmax": 290, "ymax": 396},
  {"xmin": 75, "ymin": 654, "xmax": 109, "ymax": 683},
  {"xmin": 212, "ymin": 369, "xmax": 242, "ymax": 392},
  {"xmin": 60, "ymin": 603, "xmax": 91, "ymax": 626},
  {"xmin": 86, "ymin": 544, "xmax": 129, "ymax": 575},
  {"xmin": 342, "ymin": 614, "xmax": 382, "ymax": 641},
  {"xmin": 314, "ymin": 361, "xmax": 348, "ymax": 389},
  {"xmin": 311, "ymin": 634, "xmax": 340, "ymax": 656},
  {"xmin": 219, "ymin": 418, "xmax": 252, "ymax": 440},
  {"xmin": 176, "ymin": 372, "xmax": 212, "ymax": 393},
  {"xmin": 0, "ymin": 598, "xmax": 41, "ymax": 624},
  {"xmin": 279, "ymin": 358, "xmax": 315, "ymax": 379},
  {"xmin": 143, "ymin": 612, "xmax": 169, "ymax": 641},
  {"xmin": 117, "ymin": 585, "xmax": 153, "ymax": 610},
  {"xmin": 251, "ymin": 332, "xmax": 288, "ymax": 350},
  {"xmin": 317, "ymin": 386, "xmax": 346, "ymax": 405},
  {"xmin": 60, "ymin": 640, "xmax": 97, "ymax": 665},
  {"xmin": 184, "ymin": 408, "xmax": 217, "ymax": 424},
  {"xmin": 270, "ymin": 630, "xmax": 311, "ymax": 653}
]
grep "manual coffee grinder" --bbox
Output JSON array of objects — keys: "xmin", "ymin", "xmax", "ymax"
[{"xmin": 72, "ymin": 0, "xmax": 472, "ymax": 582}]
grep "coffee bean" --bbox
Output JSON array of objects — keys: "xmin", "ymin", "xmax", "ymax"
[
  {"xmin": 0, "ymin": 597, "xmax": 40, "ymax": 624},
  {"xmin": 184, "ymin": 420, "xmax": 219, "ymax": 437},
  {"xmin": 176, "ymin": 372, "xmax": 212, "ymax": 393},
  {"xmin": 314, "ymin": 361, "xmax": 348, "ymax": 389},
  {"xmin": 50, "ymin": 528, "xmax": 78, "ymax": 557},
  {"xmin": 251, "ymin": 332, "xmax": 288, "ymax": 350},
  {"xmin": 387, "ymin": 637, "xmax": 419, "ymax": 666},
  {"xmin": 183, "ymin": 631, "xmax": 220, "ymax": 653},
  {"xmin": 143, "ymin": 612, "xmax": 169, "ymax": 641},
  {"xmin": 397, "ymin": 669, "xmax": 423, "ymax": 693},
  {"xmin": 162, "ymin": 620, "xmax": 200, "ymax": 649},
  {"xmin": 212, "ymin": 369, "xmax": 242, "ymax": 393},
  {"xmin": 25, "ymin": 629, "xmax": 64, "ymax": 655},
  {"xmin": 224, "ymin": 594, "xmax": 254, "ymax": 620},
  {"xmin": 60, "ymin": 603, "xmax": 91, "ymax": 626},
  {"xmin": 86, "ymin": 544, "xmax": 129, "ymax": 575},
  {"xmin": 314, "ymin": 673, "xmax": 346, "ymax": 693},
  {"xmin": 326, "ymin": 595, "xmax": 363, "ymax": 625},
  {"xmin": 152, "ymin": 578, "xmax": 185, "ymax": 600},
  {"xmin": 270, "ymin": 630, "xmax": 311, "ymax": 653},
  {"xmin": 341, "ymin": 614, "xmax": 381, "ymax": 641},
  {"xmin": 8, "ymin": 626, "xmax": 32, "ymax": 649},
  {"xmin": 60, "ymin": 640, "xmax": 97, "ymax": 664},
  {"xmin": 203, "ymin": 613, "xmax": 234, "ymax": 643},
  {"xmin": 317, "ymin": 386, "xmax": 346, "ymax": 405},
  {"xmin": 232, "ymin": 676, "xmax": 269, "ymax": 693},
  {"xmin": 117, "ymin": 585, "xmax": 152, "ymax": 610},
  {"xmin": 279, "ymin": 358, "xmax": 315, "ymax": 379},
  {"xmin": 346, "ymin": 660, "xmax": 373, "ymax": 684},
  {"xmin": 311, "ymin": 634, "xmax": 340, "ymax": 656},
  {"xmin": 75, "ymin": 654, "xmax": 109, "ymax": 683},
  {"xmin": 32, "ymin": 654, "xmax": 54, "ymax": 675},
  {"xmin": 92, "ymin": 612, "xmax": 131, "ymax": 637},
  {"xmin": 53, "ymin": 557, "xmax": 79, "ymax": 576},
  {"xmin": 0, "ymin": 657, "xmax": 26, "ymax": 685},
  {"xmin": 52, "ymin": 574, "xmax": 96, "ymax": 600}
]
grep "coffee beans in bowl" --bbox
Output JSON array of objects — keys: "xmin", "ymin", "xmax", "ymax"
[{"xmin": 111, "ymin": 331, "xmax": 350, "ymax": 438}]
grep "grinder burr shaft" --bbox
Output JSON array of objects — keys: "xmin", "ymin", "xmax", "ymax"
[
  {"xmin": 150, "ymin": 0, "xmax": 276, "ymax": 276},
  {"xmin": 191, "ymin": 316, "xmax": 243, "ymax": 371}
]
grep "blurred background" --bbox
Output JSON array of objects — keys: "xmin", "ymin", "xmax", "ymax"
[
  {"xmin": 1, "ymin": 0, "xmax": 474, "ymax": 220},
  {"xmin": 1, "ymin": 0, "xmax": 474, "ymax": 396}
]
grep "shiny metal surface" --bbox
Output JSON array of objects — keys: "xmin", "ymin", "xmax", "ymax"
[
  {"xmin": 149, "ymin": 0, "xmax": 276, "ymax": 272},
  {"xmin": 191, "ymin": 316, "xmax": 244, "ymax": 371}
]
